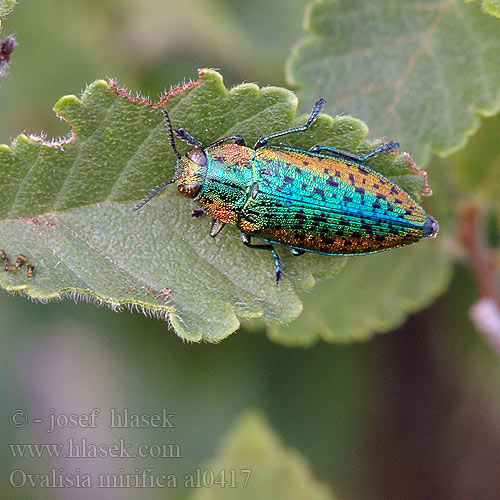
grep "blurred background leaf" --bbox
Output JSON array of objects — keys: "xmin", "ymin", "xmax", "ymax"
[
  {"xmin": 188, "ymin": 410, "xmax": 334, "ymax": 500},
  {"xmin": 287, "ymin": 0, "xmax": 500, "ymax": 165},
  {"xmin": 466, "ymin": 0, "xmax": 500, "ymax": 18},
  {"xmin": 0, "ymin": 0, "xmax": 16, "ymax": 17}
]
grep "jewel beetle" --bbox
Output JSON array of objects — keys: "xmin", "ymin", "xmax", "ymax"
[{"xmin": 134, "ymin": 99, "xmax": 438, "ymax": 284}]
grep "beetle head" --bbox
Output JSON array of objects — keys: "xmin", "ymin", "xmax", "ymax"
[{"xmin": 175, "ymin": 148, "xmax": 207, "ymax": 199}]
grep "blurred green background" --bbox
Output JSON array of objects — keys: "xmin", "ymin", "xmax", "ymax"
[{"xmin": 1, "ymin": 1, "xmax": 500, "ymax": 499}]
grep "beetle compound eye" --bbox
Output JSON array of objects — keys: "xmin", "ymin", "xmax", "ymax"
[
  {"xmin": 179, "ymin": 182, "xmax": 202, "ymax": 199},
  {"xmin": 187, "ymin": 149, "xmax": 207, "ymax": 166}
]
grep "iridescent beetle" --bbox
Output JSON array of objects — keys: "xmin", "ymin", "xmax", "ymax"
[{"xmin": 134, "ymin": 100, "xmax": 438, "ymax": 284}]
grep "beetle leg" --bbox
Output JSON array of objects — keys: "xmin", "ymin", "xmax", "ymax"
[
  {"xmin": 291, "ymin": 248, "xmax": 306, "ymax": 256},
  {"xmin": 210, "ymin": 219, "xmax": 226, "ymax": 237},
  {"xmin": 309, "ymin": 145, "xmax": 364, "ymax": 162},
  {"xmin": 191, "ymin": 209, "xmax": 206, "ymax": 218},
  {"xmin": 241, "ymin": 234, "xmax": 283, "ymax": 285},
  {"xmin": 254, "ymin": 98, "xmax": 326, "ymax": 149},
  {"xmin": 360, "ymin": 141, "xmax": 399, "ymax": 161},
  {"xmin": 310, "ymin": 141, "xmax": 399, "ymax": 163},
  {"xmin": 207, "ymin": 135, "xmax": 246, "ymax": 148}
]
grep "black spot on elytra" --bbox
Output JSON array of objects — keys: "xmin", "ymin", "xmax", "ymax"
[
  {"xmin": 391, "ymin": 187, "xmax": 399, "ymax": 195},
  {"xmin": 344, "ymin": 195, "xmax": 353, "ymax": 203},
  {"xmin": 373, "ymin": 184, "xmax": 380, "ymax": 189},
  {"xmin": 394, "ymin": 198, "xmax": 403, "ymax": 204},
  {"xmin": 296, "ymin": 210, "xmax": 307, "ymax": 220},
  {"xmin": 335, "ymin": 171, "xmax": 341, "ymax": 177},
  {"xmin": 375, "ymin": 235, "xmax": 385, "ymax": 242},
  {"xmin": 302, "ymin": 183, "xmax": 307, "ymax": 190},
  {"xmin": 295, "ymin": 167, "xmax": 303, "ymax": 174},
  {"xmin": 245, "ymin": 215, "xmax": 257, "ymax": 223},
  {"xmin": 405, "ymin": 209, "xmax": 413, "ymax": 215},
  {"xmin": 355, "ymin": 187, "xmax": 365, "ymax": 195},
  {"xmin": 284, "ymin": 175, "xmax": 294, "ymax": 184},
  {"xmin": 359, "ymin": 167, "xmax": 370, "ymax": 175},
  {"xmin": 327, "ymin": 176, "xmax": 339, "ymax": 187},
  {"xmin": 349, "ymin": 173, "xmax": 355, "ymax": 184},
  {"xmin": 373, "ymin": 201, "xmax": 381, "ymax": 209},
  {"xmin": 377, "ymin": 193, "xmax": 386, "ymax": 200},
  {"xmin": 323, "ymin": 168, "xmax": 330, "ymax": 174},
  {"xmin": 313, "ymin": 214, "xmax": 327, "ymax": 223},
  {"xmin": 352, "ymin": 231, "xmax": 361, "ymax": 238},
  {"xmin": 361, "ymin": 223, "xmax": 373, "ymax": 235},
  {"xmin": 313, "ymin": 188, "xmax": 326, "ymax": 200}
]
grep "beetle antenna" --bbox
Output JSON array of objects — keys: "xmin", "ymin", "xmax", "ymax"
[
  {"xmin": 163, "ymin": 109, "xmax": 182, "ymax": 160},
  {"xmin": 132, "ymin": 179, "xmax": 175, "ymax": 212},
  {"xmin": 174, "ymin": 128, "xmax": 204, "ymax": 149}
]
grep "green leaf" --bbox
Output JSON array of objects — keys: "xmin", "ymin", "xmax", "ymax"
[
  {"xmin": 0, "ymin": 70, "xmax": 430, "ymax": 342},
  {"xmin": 268, "ymin": 242, "xmax": 450, "ymax": 345},
  {"xmin": 466, "ymin": 0, "xmax": 500, "ymax": 18},
  {"xmin": 287, "ymin": 0, "xmax": 500, "ymax": 166},
  {"xmin": 0, "ymin": 0, "xmax": 16, "ymax": 18},
  {"xmin": 187, "ymin": 410, "xmax": 334, "ymax": 500}
]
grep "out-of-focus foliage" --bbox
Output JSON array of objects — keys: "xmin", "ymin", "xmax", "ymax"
[
  {"xmin": 288, "ymin": 0, "xmax": 500, "ymax": 165},
  {"xmin": 447, "ymin": 112, "xmax": 500, "ymax": 209},
  {"xmin": 0, "ymin": 0, "xmax": 16, "ymax": 17},
  {"xmin": 188, "ymin": 411, "xmax": 334, "ymax": 500},
  {"xmin": 466, "ymin": 0, "xmax": 500, "ymax": 18}
]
